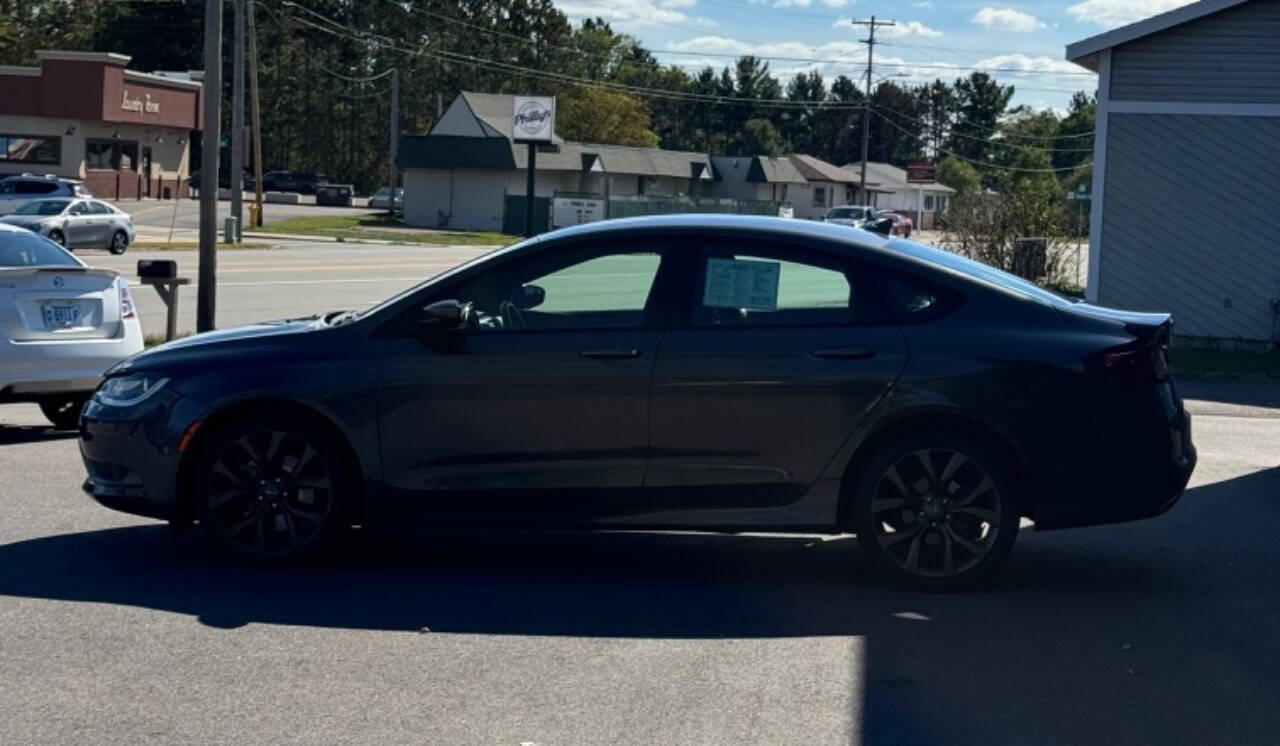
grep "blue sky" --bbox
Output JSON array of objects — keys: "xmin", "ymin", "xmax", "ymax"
[{"xmin": 553, "ymin": 0, "xmax": 1197, "ymax": 111}]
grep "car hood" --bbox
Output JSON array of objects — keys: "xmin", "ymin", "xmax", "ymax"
[{"xmin": 111, "ymin": 316, "xmax": 328, "ymax": 374}]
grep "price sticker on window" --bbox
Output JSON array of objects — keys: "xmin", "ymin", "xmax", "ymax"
[{"xmin": 703, "ymin": 258, "xmax": 781, "ymax": 311}]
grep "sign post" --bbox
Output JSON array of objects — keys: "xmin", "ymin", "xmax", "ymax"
[
  {"xmin": 512, "ymin": 96, "xmax": 555, "ymax": 238},
  {"xmin": 905, "ymin": 162, "xmax": 936, "ymax": 231}
]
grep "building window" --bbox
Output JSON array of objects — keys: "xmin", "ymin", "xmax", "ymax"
[
  {"xmin": 637, "ymin": 176, "xmax": 646, "ymax": 195},
  {"xmin": 86, "ymin": 139, "xmax": 140, "ymax": 170},
  {"xmin": 937, "ymin": 195, "xmax": 948, "ymax": 212},
  {"xmin": 923, "ymin": 194, "xmax": 936, "ymax": 211},
  {"xmin": 813, "ymin": 186, "xmax": 826, "ymax": 207},
  {"xmin": 0, "ymin": 134, "xmax": 60, "ymax": 165}
]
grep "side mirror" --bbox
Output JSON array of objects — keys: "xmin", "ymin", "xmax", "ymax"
[
  {"xmin": 511, "ymin": 284, "xmax": 545, "ymax": 310},
  {"xmin": 415, "ymin": 299, "xmax": 468, "ymax": 333}
]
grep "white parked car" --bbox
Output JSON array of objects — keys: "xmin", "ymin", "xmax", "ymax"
[
  {"xmin": 368, "ymin": 187, "xmax": 403, "ymax": 210},
  {"xmin": 823, "ymin": 205, "xmax": 879, "ymax": 226},
  {"xmin": 0, "ymin": 198, "xmax": 136, "ymax": 254},
  {"xmin": 0, "ymin": 223, "xmax": 143, "ymax": 429},
  {"xmin": 0, "ymin": 173, "xmax": 92, "ymax": 215}
]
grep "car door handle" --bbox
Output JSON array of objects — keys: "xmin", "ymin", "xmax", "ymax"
[
  {"xmin": 810, "ymin": 347, "xmax": 877, "ymax": 360},
  {"xmin": 579, "ymin": 348, "xmax": 642, "ymax": 360}
]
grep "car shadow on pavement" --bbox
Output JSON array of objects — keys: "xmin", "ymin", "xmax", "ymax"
[
  {"xmin": 0, "ymin": 467, "xmax": 1278, "ymax": 742},
  {"xmin": 0, "ymin": 424, "xmax": 78, "ymax": 446}
]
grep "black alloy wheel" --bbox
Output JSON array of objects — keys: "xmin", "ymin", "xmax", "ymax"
[
  {"xmin": 196, "ymin": 416, "xmax": 350, "ymax": 562},
  {"xmin": 853, "ymin": 430, "xmax": 1019, "ymax": 591},
  {"xmin": 109, "ymin": 230, "xmax": 129, "ymax": 255},
  {"xmin": 39, "ymin": 394, "xmax": 89, "ymax": 430}
]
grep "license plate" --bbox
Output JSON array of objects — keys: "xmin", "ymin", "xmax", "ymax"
[{"xmin": 42, "ymin": 303, "xmax": 80, "ymax": 329}]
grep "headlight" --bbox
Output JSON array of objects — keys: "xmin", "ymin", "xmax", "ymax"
[{"xmin": 95, "ymin": 375, "xmax": 169, "ymax": 407}]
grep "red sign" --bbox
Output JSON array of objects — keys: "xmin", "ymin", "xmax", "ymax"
[{"xmin": 906, "ymin": 162, "xmax": 936, "ymax": 183}]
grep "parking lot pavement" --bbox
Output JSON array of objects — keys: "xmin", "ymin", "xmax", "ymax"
[
  {"xmin": 0, "ymin": 389, "xmax": 1277, "ymax": 743},
  {"xmin": 76, "ymin": 242, "xmax": 495, "ymax": 335}
]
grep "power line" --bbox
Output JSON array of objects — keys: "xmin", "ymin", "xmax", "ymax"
[
  {"xmin": 876, "ymin": 103, "xmax": 1097, "ymax": 141},
  {"xmin": 874, "ymin": 110, "xmax": 1091, "ymax": 172},
  {"xmin": 320, "ymin": 66, "xmax": 395, "ymax": 83}
]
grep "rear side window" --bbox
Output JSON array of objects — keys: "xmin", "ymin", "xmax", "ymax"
[
  {"xmin": 0, "ymin": 231, "xmax": 81, "ymax": 267},
  {"xmin": 88, "ymin": 201, "xmax": 113, "ymax": 215},
  {"xmin": 881, "ymin": 270, "xmax": 965, "ymax": 324},
  {"xmin": 694, "ymin": 244, "xmax": 856, "ymax": 327},
  {"xmin": 16, "ymin": 180, "xmax": 58, "ymax": 195}
]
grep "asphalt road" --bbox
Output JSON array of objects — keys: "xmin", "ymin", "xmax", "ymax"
[
  {"xmin": 0, "ymin": 386, "xmax": 1277, "ymax": 743},
  {"xmin": 79, "ymin": 242, "xmax": 495, "ymax": 336}
]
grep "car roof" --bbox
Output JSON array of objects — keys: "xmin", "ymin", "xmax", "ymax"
[
  {"xmin": 535, "ymin": 214, "xmax": 895, "ymax": 253},
  {"xmin": 0, "ymin": 174, "xmax": 79, "ymax": 184}
]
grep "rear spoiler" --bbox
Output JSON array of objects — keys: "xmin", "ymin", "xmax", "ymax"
[{"xmin": 0, "ymin": 266, "xmax": 119, "ymax": 280}]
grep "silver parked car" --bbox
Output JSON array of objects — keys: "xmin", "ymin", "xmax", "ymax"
[
  {"xmin": 823, "ymin": 205, "xmax": 879, "ymax": 227},
  {"xmin": 369, "ymin": 186, "xmax": 403, "ymax": 210},
  {"xmin": 0, "ymin": 198, "xmax": 135, "ymax": 254}
]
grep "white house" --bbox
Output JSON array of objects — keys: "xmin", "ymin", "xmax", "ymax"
[{"xmin": 843, "ymin": 161, "xmax": 955, "ymax": 229}]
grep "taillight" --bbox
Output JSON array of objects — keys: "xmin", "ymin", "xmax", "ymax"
[
  {"xmin": 118, "ymin": 279, "xmax": 136, "ymax": 320},
  {"xmin": 1094, "ymin": 346, "xmax": 1169, "ymax": 384}
]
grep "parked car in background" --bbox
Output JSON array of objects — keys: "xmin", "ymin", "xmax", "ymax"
[
  {"xmin": 0, "ymin": 198, "xmax": 135, "ymax": 254},
  {"xmin": 0, "ymin": 223, "xmax": 143, "ymax": 429},
  {"xmin": 187, "ymin": 168, "xmax": 249, "ymax": 192},
  {"xmin": 823, "ymin": 205, "xmax": 878, "ymax": 226},
  {"xmin": 882, "ymin": 212, "xmax": 913, "ymax": 238},
  {"xmin": 79, "ymin": 215, "xmax": 1195, "ymax": 591},
  {"xmin": 0, "ymin": 174, "xmax": 91, "ymax": 215},
  {"xmin": 369, "ymin": 187, "xmax": 403, "ymax": 210},
  {"xmin": 261, "ymin": 171, "xmax": 326, "ymax": 195}
]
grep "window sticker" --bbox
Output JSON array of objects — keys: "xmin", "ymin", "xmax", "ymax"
[{"xmin": 703, "ymin": 258, "xmax": 781, "ymax": 311}]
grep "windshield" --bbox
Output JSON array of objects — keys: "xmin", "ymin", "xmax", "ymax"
[
  {"xmin": 0, "ymin": 230, "xmax": 82, "ymax": 267},
  {"xmin": 14, "ymin": 200, "xmax": 69, "ymax": 216},
  {"xmin": 828, "ymin": 208, "xmax": 868, "ymax": 220},
  {"xmin": 889, "ymin": 238, "xmax": 1075, "ymax": 307}
]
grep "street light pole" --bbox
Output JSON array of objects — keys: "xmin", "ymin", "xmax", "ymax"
[
  {"xmin": 388, "ymin": 68, "xmax": 399, "ymax": 216},
  {"xmin": 197, "ymin": 0, "xmax": 222, "ymax": 332}
]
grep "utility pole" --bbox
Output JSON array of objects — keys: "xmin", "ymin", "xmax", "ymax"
[
  {"xmin": 230, "ymin": 0, "xmax": 245, "ymax": 242},
  {"xmin": 248, "ymin": 0, "xmax": 264, "ymax": 226},
  {"xmin": 197, "ymin": 0, "xmax": 222, "ymax": 332},
  {"xmin": 852, "ymin": 16, "xmax": 894, "ymax": 205},
  {"xmin": 389, "ymin": 68, "xmax": 399, "ymax": 216}
]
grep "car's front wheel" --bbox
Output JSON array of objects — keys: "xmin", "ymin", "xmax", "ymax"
[
  {"xmin": 195, "ymin": 414, "xmax": 353, "ymax": 563},
  {"xmin": 851, "ymin": 429, "xmax": 1020, "ymax": 591},
  {"xmin": 39, "ymin": 394, "xmax": 89, "ymax": 430},
  {"xmin": 48, "ymin": 229, "xmax": 66, "ymax": 246},
  {"xmin": 109, "ymin": 230, "xmax": 129, "ymax": 255}
]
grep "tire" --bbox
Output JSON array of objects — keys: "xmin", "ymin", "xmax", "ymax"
[
  {"xmin": 109, "ymin": 230, "xmax": 129, "ymax": 255},
  {"xmin": 48, "ymin": 229, "xmax": 66, "ymax": 247},
  {"xmin": 850, "ymin": 428, "xmax": 1020, "ymax": 591},
  {"xmin": 195, "ymin": 413, "xmax": 354, "ymax": 564},
  {"xmin": 39, "ymin": 394, "xmax": 89, "ymax": 430}
]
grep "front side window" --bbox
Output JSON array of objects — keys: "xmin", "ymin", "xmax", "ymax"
[
  {"xmin": 695, "ymin": 245, "xmax": 855, "ymax": 327},
  {"xmin": 69, "ymin": 202, "xmax": 90, "ymax": 216},
  {"xmin": 448, "ymin": 246, "xmax": 665, "ymax": 331}
]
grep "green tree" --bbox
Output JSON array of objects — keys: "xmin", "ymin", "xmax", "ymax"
[
  {"xmin": 946, "ymin": 72, "xmax": 1014, "ymax": 164},
  {"xmin": 937, "ymin": 155, "xmax": 980, "ymax": 194},
  {"xmin": 557, "ymin": 86, "xmax": 660, "ymax": 147}
]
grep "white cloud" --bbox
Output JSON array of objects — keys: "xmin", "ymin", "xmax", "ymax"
[
  {"xmin": 882, "ymin": 20, "xmax": 944, "ymax": 38},
  {"xmin": 973, "ymin": 53, "xmax": 1087, "ymax": 75},
  {"xmin": 912, "ymin": 1, "xmax": 934, "ymax": 7},
  {"xmin": 971, "ymin": 7, "xmax": 1047, "ymax": 33},
  {"xmin": 819, "ymin": 0, "xmax": 850, "ymax": 7},
  {"xmin": 1066, "ymin": 0, "xmax": 1194, "ymax": 28},
  {"xmin": 773, "ymin": 0, "xmax": 812, "ymax": 6},
  {"xmin": 556, "ymin": 0, "xmax": 699, "ymax": 27}
]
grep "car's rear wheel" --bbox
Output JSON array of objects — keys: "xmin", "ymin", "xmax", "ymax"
[
  {"xmin": 48, "ymin": 229, "xmax": 66, "ymax": 246},
  {"xmin": 195, "ymin": 414, "xmax": 352, "ymax": 563},
  {"xmin": 109, "ymin": 230, "xmax": 128, "ymax": 255},
  {"xmin": 851, "ymin": 429, "xmax": 1020, "ymax": 591},
  {"xmin": 39, "ymin": 394, "xmax": 89, "ymax": 430}
]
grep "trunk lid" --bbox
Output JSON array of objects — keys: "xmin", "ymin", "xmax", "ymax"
[
  {"xmin": 0, "ymin": 267, "xmax": 122, "ymax": 342},
  {"xmin": 1060, "ymin": 303, "xmax": 1173, "ymax": 347}
]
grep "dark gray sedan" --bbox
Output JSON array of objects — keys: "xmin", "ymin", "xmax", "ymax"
[
  {"xmin": 79, "ymin": 215, "xmax": 1195, "ymax": 590},
  {"xmin": 0, "ymin": 198, "xmax": 136, "ymax": 254}
]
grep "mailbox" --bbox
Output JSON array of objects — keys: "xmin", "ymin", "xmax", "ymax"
[
  {"xmin": 137, "ymin": 259, "xmax": 178, "ymax": 279},
  {"xmin": 316, "ymin": 184, "xmax": 353, "ymax": 207}
]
